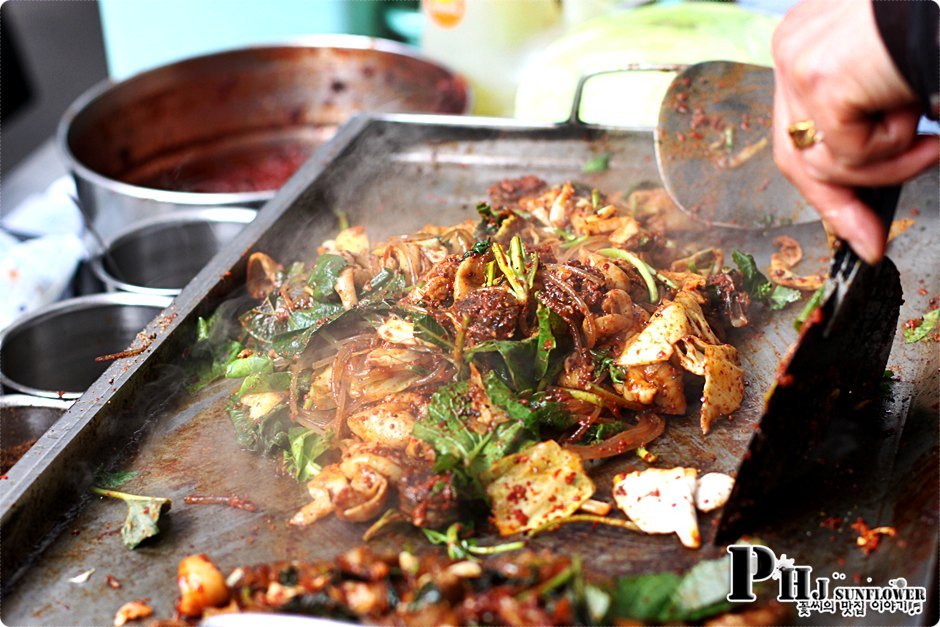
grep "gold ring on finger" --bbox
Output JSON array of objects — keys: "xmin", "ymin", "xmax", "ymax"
[{"xmin": 787, "ymin": 119, "xmax": 824, "ymax": 150}]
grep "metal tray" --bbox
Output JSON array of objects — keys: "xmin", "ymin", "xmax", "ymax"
[{"xmin": 1, "ymin": 115, "xmax": 936, "ymax": 625}]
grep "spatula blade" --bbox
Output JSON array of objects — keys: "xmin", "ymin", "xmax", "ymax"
[
  {"xmin": 715, "ymin": 256, "xmax": 902, "ymax": 543},
  {"xmin": 655, "ymin": 61, "xmax": 817, "ymax": 229}
]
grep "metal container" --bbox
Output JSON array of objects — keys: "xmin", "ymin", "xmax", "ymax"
[
  {"xmin": 3, "ymin": 115, "xmax": 936, "ymax": 625},
  {"xmin": 0, "ymin": 395, "xmax": 72, "ymax": 474},
  {"xmin": 90, "ymin": 208, "xmax": 257, "ymax": 296},
  {"xmin": 0, "ymin": 293, "xmax": 172, "ymax": 399},
  {"xmin": 57, "ymin": 35, "xmax": 470, "ymax": 238}
]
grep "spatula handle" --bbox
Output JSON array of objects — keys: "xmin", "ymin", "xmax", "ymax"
[
  {"xmin": 831, "ymin": 185, "xmax": 902, "ymax": 278},
  {"xmin": 856, "ymin": 185, "xmax": 901, "ymax": 234}
]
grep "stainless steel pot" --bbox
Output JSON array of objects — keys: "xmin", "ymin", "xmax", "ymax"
[
  {"xmin": 0, "ymin": 395, "xmax": 72, "ymax": 474},
  {"xmin": 57, "ymin": 35, "xmax": 470, "ymax": 238},
  {"xmin": 90, "ymin": 208, "xmax": 257, "ymax": 296},
  {"xmin": 0, "ymin": 293, "xmax": 172, "ymax": 399}
]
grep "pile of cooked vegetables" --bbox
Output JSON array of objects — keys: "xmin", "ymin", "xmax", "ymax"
[
  {"xmin": 170, "ymin": 545, "xmax": 790, "ymax": 625},
  {"xmin": 191, "ymin": 177, "xmax": 806, "ymax": 542}
]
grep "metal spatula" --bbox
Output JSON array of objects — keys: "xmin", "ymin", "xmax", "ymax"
[
  {"xmin": 655, "ymin": 61, "xmax": 903, "ymax": 541},
  {"xmin": 655, "ymin": 61, "xmax": 818, "ymax": 229}
]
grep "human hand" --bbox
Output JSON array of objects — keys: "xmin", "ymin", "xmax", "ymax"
[{"xmin": 771, "ymin": 0, "xmax": 938, "ymax": 264}]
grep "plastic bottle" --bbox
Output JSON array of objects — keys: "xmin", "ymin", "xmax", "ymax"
[{"xmin": 420, "ymin": 0, "xmax": 563, "ymax": 116}]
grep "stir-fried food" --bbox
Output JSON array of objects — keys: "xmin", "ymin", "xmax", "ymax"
[
  {"xmin": 195, "ymin": 177, "xmax": 764, "ymax": 539},
  {"xmin": 173, "ymin": 547, "xmax": 790, "ymax": 625}
]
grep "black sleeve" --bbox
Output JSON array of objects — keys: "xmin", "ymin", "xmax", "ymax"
[{"xmin": 872, "ymin": 0, "xmax": 939, "ymax": 118}]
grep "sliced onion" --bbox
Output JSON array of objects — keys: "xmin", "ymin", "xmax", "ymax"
[
  {"xmin": 556, "ymin": 236, "xmax": 608, "ymax": 262},
  {"xmin": 545, "ymin": 263, "xmax": 603, "ymax": 285},
  {"xmin": 565, "ymin": 412, "xmax": 665, "ymax": 460},
  {"xmin": 411, "ymin": 359, "xmax": 453, "ymax": 387},
  {"xmin": 330, "ymin": 336, "xmax": 370, "ymax": 424},
  {"xmin": 294, "ymin": 410, "xmax": 333, "ymax": 432},
  {"xmin": 567, "ymin": 406, "xmax": 602, "ymax": 443},
  {"xmin": 440, "ymin": 227, "xmax": 475, "ymax": 253},
  {"xmin": 543, "ymin": 273, "xmax": 597, "ymax": 348}
]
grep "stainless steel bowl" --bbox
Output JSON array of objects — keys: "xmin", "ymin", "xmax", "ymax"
[
  {"xmin": 57, "ymin": 35, "xmax": 470, "ymax": 238},
  {"xmin": 0, "ymin": 294, "xmax": 172, "ymax": 399},
  {"xmin": 0, "ymin": 395, "xmax": 72, "ymax": 473},
  {"xmin": 90, "ymin": 208, "xmax": 256, "ymax": 296}
]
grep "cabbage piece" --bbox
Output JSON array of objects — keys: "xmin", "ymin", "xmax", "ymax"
[
  {"xmin": 483, "ymin": 440, "xmax": 595, "ymax": 536},
  {"xmin": 617, "ymin": 290, "xmax": 720, "ymax": 368},
  {"xmin": 673, "ymin": 291, "xmax": 719, "ymax": 344},
  {"xmin": 674, "ymin": 336, "xmax": 744, "ymax": 434},
  {"xmin": 617, "ymin": 300, "xmax": 690, "ymax": 367}
]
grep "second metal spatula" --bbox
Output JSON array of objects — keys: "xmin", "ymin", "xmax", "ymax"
[{"xmin": 655, "ymin": 61, "xmax": 903, "ymax": 542}]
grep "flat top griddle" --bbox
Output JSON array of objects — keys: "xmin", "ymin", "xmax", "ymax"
[{"xmin": 1, "ymin": 115, "xmax": 936, "ymax": 626}]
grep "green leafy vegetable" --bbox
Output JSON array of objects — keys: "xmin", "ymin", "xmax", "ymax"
[
  {"xmin": 475, "ymin": 202, "xmax": 508, "ymax": 237},
  {"xmin": 464, "ymin": 303, "xmax": 564, "ymax": 392},
  {"xmin": 307, "ymin": 254, "xmax": 348, "ymax": 301},
  {"xmin": 235, "ymin": 371, "xmax": 293, "ymax": 399},
  {"xmin": 465, "ymin": 337, "xmax": 539, "ymax": 391},
  {"xmin": 359, "ymin": 269, "xmax": 406, "ymax": 305},
  {"xmin": 483, "ymin": 373, "xmax": 572, "ymax": 439},
  {"xmin": 793, "ymin": 284, "xmax": 825, "ymax": 330},
  {"xmin": 226, "ymin": 372, "xmax": 295, "ymax": 455},
  {"xmin": 533, "ymin": 302, "xmax": 561, "ymax": 385},
  {"xmin": 767, "ymin": 283, "xmax": 802, "ymax": 310},
  {"xmin": 188, "ymin": 312, "xmax": 245, "ymax": 392},
  {"xmin": 242, "ymin": 300, "xmax": 345, "ymax": 345},
  {"xmin": 608, "ymin": 572, "xmax": 680, "ymax": 622},
  {"xmin": 224, "ymin": 353, "xmax": 273, "ymax": 379},
  {"xmin": 410, "ymin": 312, "xmax": 453, "ymax": 350},
  {"xmin": 903, "ymin": 308, "xmax": 939, "ymax": 344},
  {"xmin": 606, "ymin": 556, "xmax": 732, "ymax": 623},
  {"xmin": 241, "ymin": 268, "xmax": 405, "ymax": 359},
  {"xmin": 583, "ymin": 152, "xmax": 611, "ymax": 173},
  {"xmin": 90, "ymin": 487, "xmax": 171, "ymax": 549},
  {"xmin": 462, "ymin": 240, "xmax": 491, "ymax": 259},
  {"xmin": 412, "ymin": 380, "xmax": 536, "ymax": 499},
  {"xmin": 591, "ymin": 347, "xmax": 626, "ymax": 384},
  {"xmin": 228, "ymin": 402, "xmax": 290, "ymax": 455},
  {"xmin": 284, "ymin": 427, "xmax": 332, "ymax": 482},
  {"xmin": 92, "ymin": 468, "xmax": 139, "ymax": 490},
  {"xmin": 422, "ymin": 523, "xmax": 525, "ymax": 561},
  {"xmin": 732, "ymin": 250, "xmax": 801, "ymax": 311}
]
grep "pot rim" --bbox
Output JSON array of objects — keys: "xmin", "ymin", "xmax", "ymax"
[
  {"xmin": 0, "ymin": 394, "xmax": 74, "ymax": 411},
  {"xmin": 0, "ymin": 293, "xmax": 174, "ymax": 399},
  {"xmin": 88, "ymin": 207, "xmax": 258, "ymax": 297},
  {"xmin": 57, "ymin": 34, "xmax": 471, "ymax": 205}
]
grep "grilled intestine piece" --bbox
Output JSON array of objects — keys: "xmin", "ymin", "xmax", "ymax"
[
  {"xmin": 346, "ymin": 393, "xmax": 424, "ymax": 449},
  {"xmin": 612, "ymin": 467, "xmax": 701, "ymax": 549},
  {"xmin": 319, "ymin": 225, "xmax": 371, "ymax": 257},
  {"xmin": 290, "ymin": 443, "xmax": 407, "ymax": 527},
  {"xmin": 113, "ymin": 600, "xmax": 153, "ymax": 627},
  {"xmin": 695, "ymin": 472, "xmax": 735, "ymax": 512},
  {"xmin": 768, "ymin": 235, "xmax": 824, "ymax": 291},
  {"xmin": 612, "ymin": 468, "xmax": 736, "ymax": 549},
  {"xmin": 177, "ymin": 554, "xmax": 230, "ymax": 617}
]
